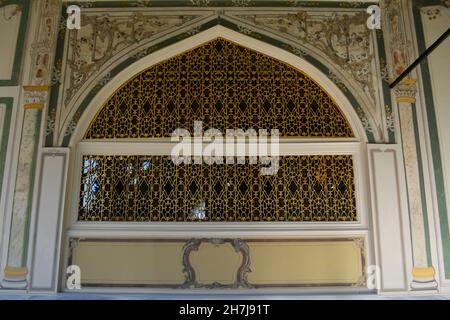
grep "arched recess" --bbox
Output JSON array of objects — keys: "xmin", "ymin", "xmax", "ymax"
[
  {"xmin": 62, "ymin": 25, "xmax": 373, "ymax": 233},
  {"xmin": 60, "ymin": 26, "xmax": 374, "ymax": 291},
  {"xmin": 61, "ymin": 25, "xmax": 377, "ymax": 147}
]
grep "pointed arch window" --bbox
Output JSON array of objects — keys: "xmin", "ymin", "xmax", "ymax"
[{"xmin": 75, "ymin": 38, "xmax": 361, "ymax": 223}]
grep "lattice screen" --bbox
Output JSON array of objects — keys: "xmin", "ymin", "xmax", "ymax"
[
  {"xmin": 78, "ymin": 155, "xmax": 356, "ymax": 222},
  {"xmin": 84, "ymin": 38, "xmax": 354, "ymax": 139}
]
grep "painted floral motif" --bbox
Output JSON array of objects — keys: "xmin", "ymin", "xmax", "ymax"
[
  {"xmin": 186, "ymin": 25, "xmax": 201, "ymax": 36},
  {"xmin": 237, "ymin": 24, "xmax": 255, "ymax": 36},
  {"xmin": 30, "ymin": 0, "xmax": 60, "ymax": 85},
  {"xmin": 235, "ymin": 11, "xmax": 377, "ymax": 105},
  {"xmin": 46, "ymin": 108, "xmax": 56, "ymax": 137},
  {"xmin": 328, "ymin": 69, "xmax": 347, "ymax": 92},
  {"xmin": 62, "ymin": 12, "xmax": 198, "ymax": 106},
  {"xmin": 133, "ymin": 0, "xmax": 152, "ymax": 7},
  {"xmin": 338, "ymin": 1, "xmax": 366, "ymax": 8},
  {"xmin": 423, "ymin": 8, "xmax": 441, "ymax": 20},
  {"xmin": 379, "ymin": 58, "xmax": 393, "ymax": 83},
  {"xmin": 383, "ymin": 0, "xmax": 413, "ymax": 78},
  {"xmin": 232, "ymin": 0, "xmax": 252, "ymax": 6},
  {"xmin": 385, "ymin": 104, "xmax": 395, "ymax": 133},
  {"xmin": 355, "ymin": 105, "xmax": 373, "ymax": 134},
  {"xmin": 282, "ymin": 43, "xmax": 309, "ymax": 58},
  {"xmin": 190, "ymin": 0, "xmax": 210, "ymax": 6},
  {"xmin": 50, "ymin": 59, "xmax": 62, "ymax": 86},
  {"xmin": 64, "ymin": 111, "xmax": 81, "ymax": 137}
]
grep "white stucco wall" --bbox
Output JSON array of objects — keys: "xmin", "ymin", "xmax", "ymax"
[
  {"xmin": 421, "ymin": 7, "xmax": 450, "ymax": 233},
  {"xmin": 0, "ymin": 5, "xmax": 21, "ymax": 80}
]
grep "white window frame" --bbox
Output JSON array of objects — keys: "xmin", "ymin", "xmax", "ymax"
[{"xmin": 65, "ymin": 138, "xmax": 370, "ymax": 240}]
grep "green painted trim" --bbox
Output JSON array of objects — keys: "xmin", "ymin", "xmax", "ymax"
[
  {"xmin": 21, "ymin": 109, "xmax": 42, "ymax": 266},
  {"xmin": 0, "ymin": 0, "xmax": 30, "ymax": 86},
  {"xmin": 6, "ymin": 108, "xmax": 42, "ymax": 267},
  {"xmin": 413, "ymin": 0, "xmax": 448, "ymax": 6},
  {"xmin": 46, "ymin": 2, "xmax": 67, "ymax": 147},
  {"xmin": 412, "ymin": 1, "xmax": 450, "ymax": 278},
  {"xmin": 375, "ymin": 29, "xmax": 395, "ymax": 143},
  {"xmin": 0, "ymin": 97, "xmax": 13, "ymax": 197},
  {"xmin": 7, "ymin": 108, "xmax": 42, "ymax": 267},
  {"xmin": 412, "ymin": 102, "xmax": 432, "ymax": 266}
]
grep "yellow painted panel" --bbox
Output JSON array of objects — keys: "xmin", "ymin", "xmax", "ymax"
[
  {"xmin": 248, "ymin": 240, "xmax": 364, "ymax": 285},
  {"xmin": 70, "ymin": 238, "xmax": 365, "ymax": 288},
  {"xmin": 72, "ymin": 241, "xmax": 185, "ymax": 285},
  {"xmin": 190, "ymin": 242, "xmax": 242, "ymax": 284}
]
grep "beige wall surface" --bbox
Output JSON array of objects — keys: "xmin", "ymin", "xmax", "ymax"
[
  {"xmin": 421, "ymin": 7, "xmax": 450, "ymax": 232},
  {"xmin": 0, "ymin": 5, "xmax": 21, "ymax": 80},
  {"xmin": 70, "ymin": 238, "xmax": 366, "ymax": 289}
]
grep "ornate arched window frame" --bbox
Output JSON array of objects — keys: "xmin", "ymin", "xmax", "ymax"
[{"xmin": 63, "ymin": 26, "xmax": 371, "ymax": 239}]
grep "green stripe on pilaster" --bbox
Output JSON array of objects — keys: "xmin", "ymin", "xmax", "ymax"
[
  {"xmin": 375, "ymin": 29, "xmax": 395, "ymax": 144},
  {"xmin": 398, "ymin": 106, "xmax": 417, "ymax": 262},
  {"xmin": 412, "ymin": 2, "xmax": 450, "ymax": 278},
  {"xmin": 0, "ymin": 0, "xmax": 30, "ymax": 86},
  {"xmin": 411, "ymin": 102, "xmax": 432, "ymax": 266},
  {"xmin": 21, "ymin": 109, "xmax": 41, "ymax": 266},
  {"xmin": 7, "ymin": 108, "xmax": 42, "ymax": 267},
  {"xmin": 0, "ymin": 97, "xmax": 14, "ymax": 196}
]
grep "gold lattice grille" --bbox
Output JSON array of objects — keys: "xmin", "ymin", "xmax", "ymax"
[
  {"xmin": 84, "ymin": 38, "xmax": 354, "ymax": 139},
  {"xmin": 78, "ymin": 155, "xmax": 357, "ymax": 222}
]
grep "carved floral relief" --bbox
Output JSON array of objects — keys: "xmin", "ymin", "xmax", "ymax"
[
  {"xmin": 62, "ymin": 13, "xmax": 200, "ymax": 107},
  {"xmin": 231, "ymin": 11, "xmax": 378, "ymax": 108}
]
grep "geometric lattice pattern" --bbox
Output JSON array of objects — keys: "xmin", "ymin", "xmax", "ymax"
[
  {"xmin": 84, "ymin": 38, "xmax": 354, "ymax": 139},
  {"xmin": 78, "ymin": 155, "xmax": 356, "ymax": 222}
]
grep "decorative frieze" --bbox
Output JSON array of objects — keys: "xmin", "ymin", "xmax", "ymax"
[
  {"xmin": 61, "ymin": 12, "xmax": 202, "ymax": 107},
  {"xmin": 23, "ymin": 85, "xmax": 49, "ymax": 109},
  {"xmin": 29, "ymin": 0, "xmax": 60, "ymax": 85},
  {"xmin": 229, "ymin": 10, "xmax": 378, "ymax": 108},
  {"xmin": 394, "ymin": 78, "xmax": 417, "ymax": 103}
]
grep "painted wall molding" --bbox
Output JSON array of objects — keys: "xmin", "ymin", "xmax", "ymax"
[
  {"xmin": 410, "ymin": 0, "xmax": 450, "ymax": 289},
  {"xmin": 1, "ymin": 0, "xmax": 61, "ymax": 290},
  {"xmin": 0, "ymin": 0, "xmax": 29, "ymax": 86}
]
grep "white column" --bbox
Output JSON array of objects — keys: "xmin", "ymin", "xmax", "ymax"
[
  {"xmin": 395, "ymin": 79, "xmax": 438, "ymax": 290},
  {"xmin": 368, "ymin": 144, "xmax": 413, "ymax": 293},
  {"xmin": 28, "ymin": 148, "xmax": 69, "ymax": 292}
]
